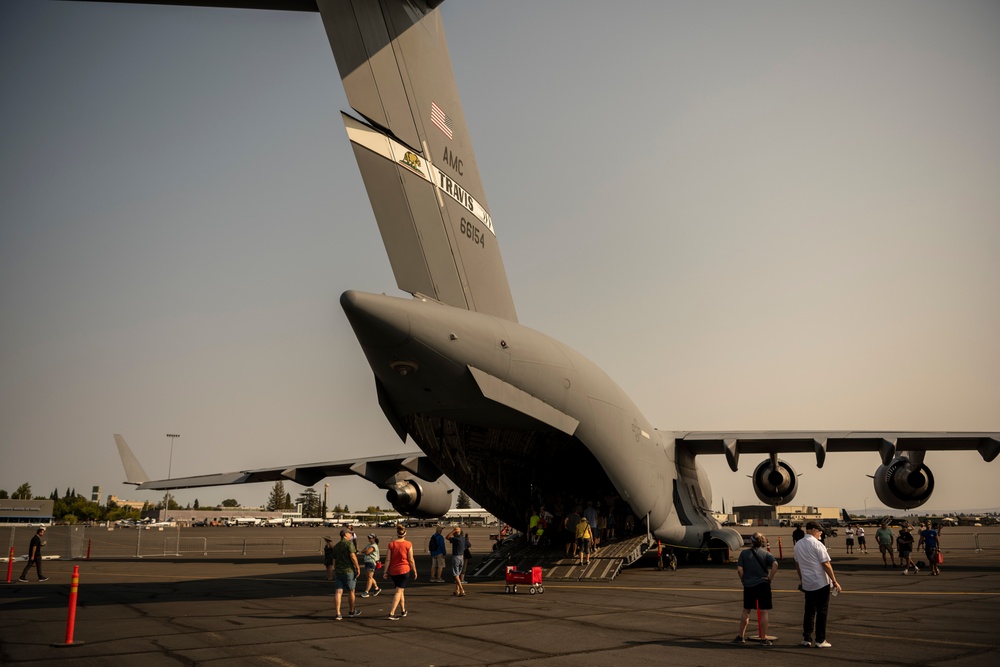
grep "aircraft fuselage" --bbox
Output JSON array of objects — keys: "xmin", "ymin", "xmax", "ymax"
[{"xmin": 341, "ymin": 290, "xmax": 742, "ymax": 551}]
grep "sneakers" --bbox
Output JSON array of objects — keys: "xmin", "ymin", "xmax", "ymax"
[
  {"xmin": 349, "ymin": 609, "xmax": 362, "ymax": 617},
  {"xmin": 359, "ymin": 592, "xmax": 370, "ymax": 598},
  {"xmin": 761, "ymin": 640, "xmax": 773, "ymax": 647},
  {"xmin": 914, "ymin": 566, "xmax": 920, "ymax": 573},
  {"xmin": 388, "ymin": 615, "xmax": 400, "ymax": 621},
  {"xmin": 902, "ymin": 569, "xmax": 908, "ymax": 575},
  {"xmin": 732, "ymin": 636, "xmax": 746, "ymax": 644},
  {"xmin": 373, "ymin": 588, "xmax": 381, "ymax": 597},
  {"xmin": 18, "ymin": 578, "xmax": 28, "ymax": 583},
  {"xmin": 38, "ymin": 577, "xmax": 49, "ymax": 582},
  {"xmin": 335, "ymin": 614, "xmax": 343, "ymax": 621},
  {"xmin": 799, "ymin": 641, "xmax": 813, "ymax": 647},
  {"xmin": 815, "ymin": 641, "xmax": 832, "ymax": 648},
  {"xmin": 401, "ymin": 609, "xmax": 408, "ymax": 617}
]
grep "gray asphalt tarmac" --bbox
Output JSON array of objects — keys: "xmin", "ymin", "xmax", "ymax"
[{"xmin": 3, "ymin": 526, "xmax": 999, "ymax": 665}]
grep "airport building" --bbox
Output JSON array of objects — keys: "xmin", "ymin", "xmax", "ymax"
[
  {"xmin": 108, "ymin": 495, "xmax": 147, "ymax": 512},
  {"xmin": 734, "ymin": 504, "xmax": 840, "ymax": 526},
  {"xmin": 0, "ymin": 499, "xmax": 54, "ymax": 526}
]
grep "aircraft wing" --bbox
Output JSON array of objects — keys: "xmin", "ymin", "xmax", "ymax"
[
  {"xmin": 674, "ymin": 431, "xmax": 1000, "ymax": 471},
  {"xmin": 114, "ymin": 434, "xmax": 439, "ymax": 490}
]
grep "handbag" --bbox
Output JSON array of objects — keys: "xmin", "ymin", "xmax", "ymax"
[{"xmin": 933, "ymin": 550, "xmax": 944, "ymax": 565}]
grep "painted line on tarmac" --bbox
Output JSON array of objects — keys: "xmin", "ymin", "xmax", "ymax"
[{"xmin": 534, "ymin": 583, "xmax": 1000, "ymax": 596}]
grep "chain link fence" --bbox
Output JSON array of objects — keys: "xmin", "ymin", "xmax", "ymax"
[
  {"xmin": 2, "ymin": 525, "xmax": 325, "ymax": 560},
  {"xmin": 4, "ymin": 525, "xmax": 1000, "ymax": 561}
]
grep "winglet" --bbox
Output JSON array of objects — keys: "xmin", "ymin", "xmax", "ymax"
[{"xmin": 113, "ymin": 434, "xmax": 150, "ymax": 485}]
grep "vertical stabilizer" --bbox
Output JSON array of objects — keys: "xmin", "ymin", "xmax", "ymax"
[
  {"xmin": 318, "ymin": 0, "xmax": 517, "ymax": 321},
  {"xmin": 113, "ymin": 434, "xmax": 151, "ymax": 485}
]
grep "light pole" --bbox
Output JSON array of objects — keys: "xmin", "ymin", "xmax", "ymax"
[
  {"xmin": 323, "ymin": 483, "xmax": 329, "ymax": 522},
  {"xmin": 165, "ymin": 434, "xmax": 180, "ymax": 518}
]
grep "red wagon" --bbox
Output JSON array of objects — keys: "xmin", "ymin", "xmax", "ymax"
[{"xmin": 504, "ymin": 565, "xmax": 544, "ymax": 594}]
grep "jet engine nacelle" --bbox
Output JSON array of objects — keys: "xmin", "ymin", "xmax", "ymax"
[
  {"xmin": 385, "ymin": 477, "xmax": 453, "ymax": 519},
  {"xmin": 873, "ymin": 457, "xmax": 935, "ymax": 510},
  {"xmin": 751, "ymin": 459, "xmax": 798, "ymax": 505}
]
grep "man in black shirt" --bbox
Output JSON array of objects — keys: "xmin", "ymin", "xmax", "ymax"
[{"xmin": 19, "ymin": 527, "xmax": 49, "ymax": 582}]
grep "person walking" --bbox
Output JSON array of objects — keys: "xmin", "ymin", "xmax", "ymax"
[
  {"xmin": 575, "ymin": 514, "xmax": 593, "ymax": 565},
  {"xmin": 897, "ymin": 525, "xmax": 918, "ymax": 574},
  {"xmin": 323, "ymin": 536, "xmax": 335, "ymax": 580},
  {"xmin": 793, "ymin": 521, "xmax": 842, "ymax": 648},
  {"xmin": 855, "ymin": 525, "xmax": 867, "ymax": 554},
  {"xmin": 875, "ymin": 523, "xmax": 897, "ymax": 568},
  {"xmin": 429, "ymin": 526, "xmax": 447, "ymax": 582},
  {"xmin": 330, "ymin": 529, "xmax": 361, "ymax": 620},
  {"xmin": 918, "ymin": 523, "xmax": 942, "ymax": 576},
  {"xmin": 446, "ymin": 527, "xmax": 467, "ymax": 596},
  {"xmin": 358, "ymin": 533, "xmax": 382, "ymax": 598},
  {"xmin": 18, "ymin": 527, "xmax": 48, "ymax": 582},
  {"xmin": 384, "ymin": 523, "xmax": 417, "ymax": 620},
  {"xmin": 734, "ymin": 532, "xmax": 778, "ymax": 646}
]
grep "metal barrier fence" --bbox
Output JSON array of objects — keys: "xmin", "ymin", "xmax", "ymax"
[
  {"xmin": 2, "ymin": 526, "xmax": 326, "ymax": 560},
  {"xmin": 973, "ymin": 531, "xmax": 1000, "ymax": 553},
  {"xmin": 4, "ymin": 525, "xmax": 1000, "ymax": 559},
  {"xmin": 2, "ymin": 525, "xmax": 87, "ymax": 560}
]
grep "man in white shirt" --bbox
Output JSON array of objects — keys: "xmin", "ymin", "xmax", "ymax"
[{"xmin": 793, "ymin": 521, "xmax": 843, "ymax": 648}]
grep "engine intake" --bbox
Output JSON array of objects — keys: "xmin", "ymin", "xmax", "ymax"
[
  {"xmin": 751, "ymin": 458, "xmax": 798, "ymax": 505},
  {"xmin": 385, "ymin": 477, "xmax": 453, "ymax": 518},
  {"xmin": 873, "ymin": 457, "xmax": 934, "ymax": 510}
]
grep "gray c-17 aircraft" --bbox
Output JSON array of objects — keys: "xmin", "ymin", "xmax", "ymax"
[{"xmin": 95, "ymin": 0, "xmax": 999, "ymax": 554}]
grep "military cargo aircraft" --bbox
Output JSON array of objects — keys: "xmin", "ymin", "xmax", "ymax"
[{"xmin": 88, "ymin": 1, "xmax": 999, "ymax": 554}]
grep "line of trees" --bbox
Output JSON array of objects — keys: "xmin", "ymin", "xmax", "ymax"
[
  {"xmin": 3, "ymin": 479, "xmax": 474, "ymax": 523},
  {"xmin": 0, "ymin": 482, "xmax": 245, "ymax": 524}
]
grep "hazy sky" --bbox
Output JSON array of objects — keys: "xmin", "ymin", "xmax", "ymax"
[{"xmin": 2, "ymin": 1, "xmax": 998, "ymax": 515}]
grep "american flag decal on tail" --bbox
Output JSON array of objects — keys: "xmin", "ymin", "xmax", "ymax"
[{"xmin": 430, "ymin": 101, "xmax": 454, "ymax": 140}]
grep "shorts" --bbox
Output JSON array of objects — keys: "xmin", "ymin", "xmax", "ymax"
[
  {"xmin": 364, "ymin": 561, "xmax": 375, "ymax": 573},
  {"xmin": 391, "ymin": 571, "xmax": 410, "ymax": 589},
  {"xmin": 845, "ymin": 538, "xmax": 854, "ymax": 545},
  {"xmin": 899, "ymin": 550, "xmax": 911, "ymax": 559},
  {"xmin": 334, "ymin": 571, "xmax": 356, "ymax": 591},
  {"xmin": 451, "ymin": 555, "xmax": 464, "ymax": 578},
  {"xmin": 858, "ymin": 536, "xmax": 867, "ymax": 545},
  {"xmin": 431, "ymin": 554, "xmax": 445, "ymax": 569},
  {"xmin": 879, "ymin": 543, "xmax": 893, "ymax": 553},
  {"xmin": 743, "ymin": 582, "xmax": 773, "ymax": 610},
  {"xmin": 579, "ymin": 538, "xmax": 591, "ymax": 554}
]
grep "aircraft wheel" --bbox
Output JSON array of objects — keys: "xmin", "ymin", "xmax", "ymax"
[{"xmin": 669, "ymin": 555, "xmax": 678, "ymax": 571}]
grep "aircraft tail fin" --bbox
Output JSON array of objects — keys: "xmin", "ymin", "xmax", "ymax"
[
  {"xmin": 318, "ymin": 0, "xmax": 517, "ymax": 321},
  {"xmin": 113, "ymin": 434, "xmax": 150, "ymax": 485}
]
